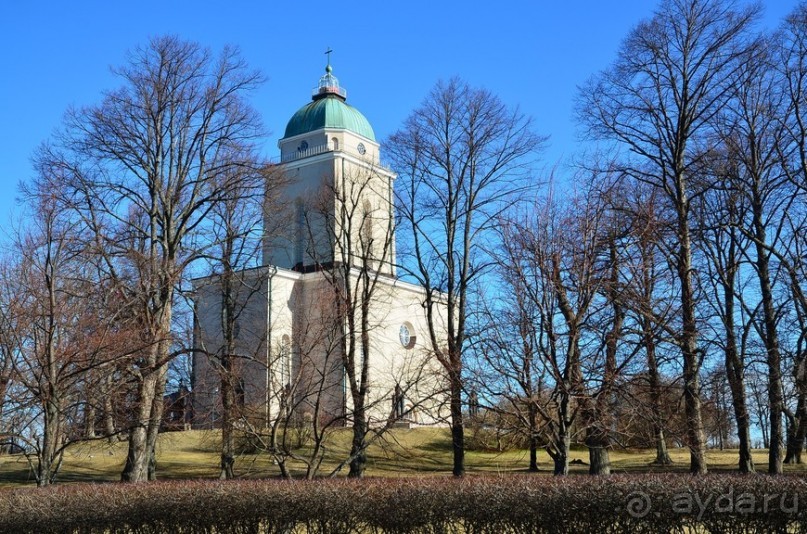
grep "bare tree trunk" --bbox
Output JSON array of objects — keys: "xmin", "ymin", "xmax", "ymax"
[
  {"xmin": 449, "ymin": 362, "xmax": 465, "ymax": 477},
  {"xmin": 754, "ymin": 378, "xmax": 771, "ymax": 449},
  {"xmin": 528, "ymin": 404, "xmax": 539, "ymax": 472},
  {"xmin": 548, "ymin": 426, "xmax": 570, "ymax": 476},
  {"xmin": 785, "ymin": 409, "xmax": 807, "ymax": 464},
  {"xmin": 85, "ymin": 403, "xmax": 96, "ymax": 439},
  {"xmin": 644, "ymin": 320, "xmax": 671, "ymax": 466},
  {"xmin": 547, "ymin": 383, "xmax": 573, "ymax": 476},
  {"xmin": 587, "ymin": 437, "xmax": 610, "ymax": 476},
  {"xmin": 219, "ymin": 363, "xmax": 236, "ymax": 479},
  {"xmin": 586, "ymin": 239, "xmax": 621, "ymax": 476},
  {"xmin": 38, "ymin": 395, "xmax": 61, "ymax": 487},
  {"xmin": 678, "ymin": 199, "xmax": 708, "ymax": 475},
  {"xmin": 721, "ymin": 237, "xmax": 755, "ymax": 473},
  {"xmin": 347, "ymin": 271, "xmax": 371, "ymax": 479},
  {"xmin": 787, "ymin": 348, "xmax": 807, "ymax": 464},
  {"xmin": 146, "ymin": 360, "xmax": 167, "ymax": 482},
  {"xmin": 785, "ymin": 411, "xmax": 798, "ymax": 464},
  {"xmin": 37, "ymin": 236, "xmax": 65, "ymax": 487},
  {"xmin": 219, "ymin": 273, "xmax": 237, "ymax": 480},
  {"xmin": 0, "ymin": 376, "xmax": 7, "ymax": 423},
  {"xmin": 103, "ymin": 380, "xmax": 116, "ymax": 441},
  {"xmin": 585, "ymin": 421, "xmax": 611, "ymax": 475},
  {"xmin": 751, "ymin": 195, "xmax": 784, "ymax": 474},
  {"xmin": 654, "ymin": 428, "xmax": 671, "ymax": 465},
  {"xmin": 121, "ymin": 332, "xmax": 170, "ymax": 483},
  {"xmin": 121, "ymin": 372, "xmax": 157, "ymax": 482},
  {"xmin": 636, "ymin": 225, "xmax": 673, "ymax": 467},
  {"xmin": 785, "ymin": 361, "xmax": 807, "ymax": 464},
  {"xmin": 348, "ymin": 402, "xmax": 367, "ymax": 478},
  {"xmin": 725, "ymin": 333, "xmax": 755, "ymax": 473}
]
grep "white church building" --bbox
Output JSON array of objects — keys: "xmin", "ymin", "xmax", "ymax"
[{"xmin": 191, "ymin": 63, "xmax": 447, "ymax": 429}]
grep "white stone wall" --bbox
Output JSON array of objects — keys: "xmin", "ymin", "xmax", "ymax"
[
  {"xmin": 193, "ymin": 266, "xmax": 449, "ymax": 429},
  {"xmin": 191, "ymin": 269, "xmax": 270, "ymax": 427}
]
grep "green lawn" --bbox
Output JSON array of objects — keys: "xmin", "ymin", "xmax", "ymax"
[{"xmin": 0, "ymin": 428, "xmax": 803, "ymax": 486}]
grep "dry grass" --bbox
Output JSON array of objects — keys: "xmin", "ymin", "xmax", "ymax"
[{"xmin": 0, "ymin": 428, "xmax": 803, "ymax": 486}]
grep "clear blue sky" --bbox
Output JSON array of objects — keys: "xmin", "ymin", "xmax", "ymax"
[{"xmin": 0, "ymin": 1, "xmax": 796, "ymax": 229}]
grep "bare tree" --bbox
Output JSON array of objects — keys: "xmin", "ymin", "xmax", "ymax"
[
  {"xmin": 0, "ymin": 259, "xmax": 20, "ymax": 446},
  {"xmin": 388, "ymin": 78, "xmax": 544, "ymax": 476},
  {"xmin": 299, "ymin": 158, "xmax": 437, "ymax": 478},
  {"xmin": 780, "ymin": 215, "xmax": 807, "ymax": 465},
  {"xmin": 776, "ymin": 1, "xmax": 807, "ymax": 467},
  {"xmin": 1, "ymin": 171, "xmax": 132, "ymax": 485},
  {"xmin": 697, "ymin": 179, "xmax": 757, "ymax": 472},
  {"xmin": 202, "ymin": 162, "xmax": 268, "ymax": 479},
  {"xmin": 319, "ymin": 166, "xmax": 395, "ymax": 478},
  {"xmin": 779, "ymin": 3, "xmax": 807, "ymax": 197},
  {"xmin": 581, "ymin": 194, "xmax": 630, "ymax": 476},
  {"xmin": 702, "ymin": 365, "xmax": 736, "ymax": 450},
  {"xmin": 260, "ymin": 298, "xmax": 348, "ymax": 480},
  {"xmin": 578, "ymin": 0, "xmax": 761, "ymax": 474},
  {"xmin": 477, "ymin": 233, "xmax": 547, "ymax": 473},
  {"xmin": 219, "ymin": 289, "xmax": 343, "ymax": 480},
  {"xmin": 14, "ymin": 189, "xmax": 86, "ymax": 486},
  {"xmin": 494, "ymin": 181, "xmax": 608, "ymax": 475},
  {"xmin": 44, "ymin": 36, "xmax": 265, "ymax": 482},
  {"xmin": 620, "ymin": 186, "xmax": 678, "ymax": 465},
  {"xmin": 707, "ymin": 37, "xmax": 793, "ymax": 473}
]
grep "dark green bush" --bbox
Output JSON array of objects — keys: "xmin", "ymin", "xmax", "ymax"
[{"xmin": 1, "ymin": 474, "xmax": 806, "ymax": 533}]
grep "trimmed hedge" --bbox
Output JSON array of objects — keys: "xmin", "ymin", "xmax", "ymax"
[{"xmin": 2, "ymin": 474, "xmax": 806, "ymax": 533}]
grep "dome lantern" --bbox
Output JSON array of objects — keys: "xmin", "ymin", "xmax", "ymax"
[
  {"xmin": 312, "ymin": 63, "xmax": 347, "ymax": 101},
  {"xmin": 282, "ymin": 60, "xmax": 375, "ymax": 141}
]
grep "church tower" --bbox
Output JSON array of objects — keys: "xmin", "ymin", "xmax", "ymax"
[
  {"xmin": 264, "ymin": 62, "xmax": 396, "ymax": 276},
  {"xmin": 192, "ymin": 61, "xmax": 447, "ymax": 431}
]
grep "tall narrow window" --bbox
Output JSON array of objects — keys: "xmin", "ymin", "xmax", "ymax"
[
  {"xmin": 393, "ymin": 383, "xmax": 405, "ymax": 419},
  {"xmin": 236, "ymin": 379, "xmax": 246, "ymax": 407},
  {"xmin": 361, "ymin": 200, "xmax": 373, "ymax": 260},
  {"xmin": 332, "ymin": 137, "xmax": 339, "ymax": 151},
  {"xmin": 280, "ymin": 335, "xmax": 291, "ymax": 387}
]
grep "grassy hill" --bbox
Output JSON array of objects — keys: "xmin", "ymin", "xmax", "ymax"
[{"xmin": 0, "ymin": 428, "xmax": 803, "ymax": 486}]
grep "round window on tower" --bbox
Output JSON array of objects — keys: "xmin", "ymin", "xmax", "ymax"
[
  {"xmin": 357, "ymin": 142, "xmax": 366, "ymax": 155},
  {"xmin": 399, "ymin": 322, "xmax": 416, "ymax": 349}
]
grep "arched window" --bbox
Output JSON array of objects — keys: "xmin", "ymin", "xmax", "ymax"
[
  {"xmin": 393, "ymin": 383, "xmax": 405, "ymax": 419},
  {"xmin": 361, "ymin": 200, "xmax": 373, "ymax": 245},
  {"xmin": 236, "ymin": 379, "xmax": 245, "ymax": 407},
  {"xmin": 332, "ymin": 137, "xmax": 339, "ymax": 151},
  {"xmin": 280, "ymin": 335, "xmax": 291, "ymax": 387}
]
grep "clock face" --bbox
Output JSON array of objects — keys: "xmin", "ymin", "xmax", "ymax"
[
  {"xmin": 299, "ymin": 140, "xmax": 309, "ymax": 151},
  {"xmin": 357, "ymin": 143, "xmax": 366, "ymax": 155},
  {"xmin": 399, "ymin": 324, "xmax": 411, "ymax": 348}
]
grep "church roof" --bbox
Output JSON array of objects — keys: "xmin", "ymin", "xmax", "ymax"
[{"xmin": 282, "ymin": 65, "xmax": 376, "ymax": 141}]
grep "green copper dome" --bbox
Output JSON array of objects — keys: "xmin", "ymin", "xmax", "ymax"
[
  {"xmin": 283, "ymin": 97, "xmax": 376, "ymax": 141},
  {"xmin": 282, "ymin": 65, "xmax": 376, "ymax": 141}
]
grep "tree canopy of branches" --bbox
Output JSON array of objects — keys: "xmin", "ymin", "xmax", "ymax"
[
  {"xmin": 388, "ymin": 78, "xmax": 544, "ymax": 476},
  {"xmin": 39, "ymin": 35, "xmax": 266, "ymax": 482},
  {"xmin": 578, "ymin": 0, "xmax": 761, "ymax": 474}
]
